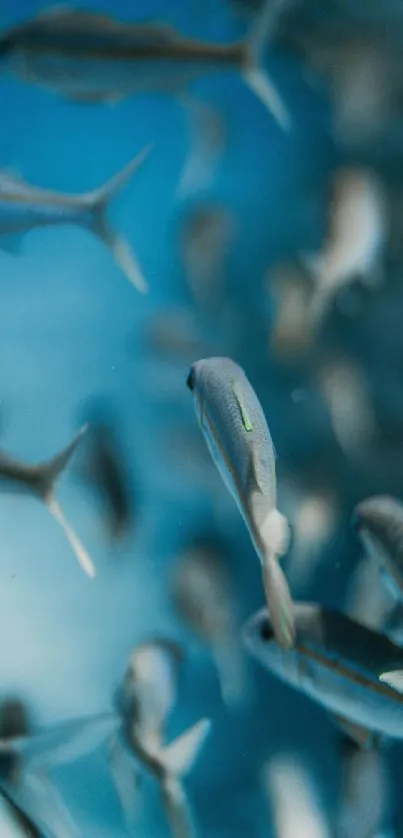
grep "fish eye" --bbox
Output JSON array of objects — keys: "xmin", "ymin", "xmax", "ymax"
[
  {"xmin": 260, "ymin": 618, "xmax": 274, "ymax": 642},
  {"xmin": 186, "ymin": 368, "xmax": 196, "ymax": 392}
]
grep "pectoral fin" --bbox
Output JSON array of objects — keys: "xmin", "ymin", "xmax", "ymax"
[{"xmin": 331, "ymin": 715, "xmax": 378, "ymax": 750}]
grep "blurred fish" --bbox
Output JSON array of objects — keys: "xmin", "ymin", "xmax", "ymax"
[
  {"xmin": 346, "ymin": 552, "xmax": 396, "ymax": 635},
  {"xmin": 180, "ymin": 205, "xmax": 235, "ymax": 315},
  {"xmin": 145, "ymin": 307, "xmax": 206, "ymax": 360},
  {"xmin": 171, "ymin": 542, "xmax": 247, "ymax": 708},
  {"xmin": 243, "ymin": 604, "xmax": 403, "ymax": 745},
  {"xmin": 0, "ymin": 145, "xmax": 151, "ymax": 293},
  {"xmin": 379, "ymin": 671, "xmax": 403, "ymax": 692},
  {"xmin": 175, "ymin": 95, "xmax": 227, "ymax": 200},
  {"xmin": 301, "ymin": 168, "xmax": 387, "ymax": 331},
  {"xmin": 338, "ymin": 740, "xmax": 389, "ymax": 838},
  {"xmin": 0, "ymin": 698, "xmax": 118, "ymax": 838},
  {"xmin": 262, "ymin": 754, "xmax": 330, "ymax": 838},
  {"xmin": 268, "ymin": 262, "xmax": 315, "ymax": 362},
  {"xmin": 353, "ymin": 496, "xmax": 403, "ymax": 605},
  {"xmin": 187, "ymin": 357, "xmax": 295, "ymax": 650},
  {"xmin": 109, "ymin": 640, "xmax": 211, "ymax": 838},
  {"xmin": 78, "ymin": 403, "xmax": 133, "ymax": 541},
  {"xmin": 0, "ymin": 425, "xmax": 95, "ymax": 578},
  {"xmin": 317, "ymin": 355, "xmax": 377, "ymax": 459},
  {"xmin": 0, "ymin": 4, "xmax": 290, "ymax": 130},
  {"xmin": 280, "ymin": 479, "xmax": 338, "ymax": 592}
]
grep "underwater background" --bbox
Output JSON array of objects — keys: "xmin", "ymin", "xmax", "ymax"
[{"xmin": 1, "ymin": 0, "xmax": 403, "ymax": 836}]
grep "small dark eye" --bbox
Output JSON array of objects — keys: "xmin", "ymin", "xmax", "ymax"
[
  {"xmin": 186, "ymin": 368, "xmax": 195, "ymax": 392},
  {"xmin": 260, "ymin": 618, "xmax": 274, "ymax": 641}
]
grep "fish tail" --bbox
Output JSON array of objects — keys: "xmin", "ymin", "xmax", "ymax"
[
  {"xmin": 175, "ymin": 94, "xmax": 225, "ymax": 200},
  {"xmin": 159, "ymin": 718, "xmax": 211, "ymax": 779},
  {"xmin": 84, "ymin": 143, "xmax": 153, "ymax": 294},
  {"xmin": 261, "ymin": 551, "xmax": 295, "ymax": 650},
  {"xmin": 160, "ymin": 773, "xmax": 195, "ymax": 838},
  {"xmin": 241, "ymin": 0, "xmax": 291, "ymax": 131},
  {"xmin": 379, "ymin": 670, "xmax": 403, "ymax": 693},
  {"xmin": 39, "ymin": 425, "xmax": 88, "ymax": 499},
  {"xmin": 47, "ymin": 497, "xmax": 96, "ymax": 579}
]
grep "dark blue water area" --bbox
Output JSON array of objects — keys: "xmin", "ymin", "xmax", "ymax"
[{"xmin": 1, "ymin": 1, "xmax": 400, "ymax": 837}]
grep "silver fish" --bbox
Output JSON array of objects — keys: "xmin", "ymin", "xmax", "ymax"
[
  {"xmin": 109, "ymin": 640, "xmax": 211, "ymax": 838},
  {"xmin": 0, "ymin": 145, "xmax": 152, "ymax": 293},
  {"xmin": 338, "ymin": 741, "xmax": 389, "ymax": 838},
  {"xmin": 187, "ymin": 357, "xmax": 295, "ymax": 650},
  {"xmin": 263, "ymin": 754, "xmax": 330, "ymax": 838},
  {"xmin": 171, "ymin": 542, "xmax": 248, "ymax": 708},
  {"xmin": 0, "ymin": 4, "xmax": 290, "ymax": 130},
  {"xmin": 243, "ymin": 603, "xmax": 403, "ymax": 744},
  {"xmin": 0, "ymin": 425, "xmax": 95, "ymax": 578},
  {"xmin": 353, "ymin": 496, "xmax": 403, "ymax": 606}
]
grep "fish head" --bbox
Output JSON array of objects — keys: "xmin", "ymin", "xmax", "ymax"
[
  {"xmin": 242, "ymin": 608, "xmax": 300, "ymax": 684},
  {"xmin": 186, "ymin": 356, "xmax": 240, "ymax": 420},
  {"xmin": 353, "ymin": 496, "xmax": 403, "ymax": 584}
]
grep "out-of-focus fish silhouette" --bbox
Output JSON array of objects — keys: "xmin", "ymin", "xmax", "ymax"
[
  {"xmin": 0, "ymin": 4, "xmax": 290, "ymax": 129},
  {"xmin": 0, "ymin": 145, "xmax": 152, "ymax": 293},
  {"xmin": 109, "ymin": 640, "xmax": 211, "ymax": 838},
  {"xmin": 262, "ymin": 753, "xmax": 331, "ymax": 838},
  {"xmin": 78, "ymin": 401, "xmax": 134, "ymax": 542},
  {"xmin": 171, "ymin": 539, "xmax": 248, "ymax": 708}
]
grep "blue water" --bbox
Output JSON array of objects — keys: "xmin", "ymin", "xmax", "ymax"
[{"xmin": 1, "ymin": 1, "xmax": 400, "ymax": 836}]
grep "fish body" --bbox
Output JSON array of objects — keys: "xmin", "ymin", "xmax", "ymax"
[
  {"xmin": 303, "ymin": 168, "xmax": 387, "ymax": 328},
  {"xmin": 0, "ymin": 145, "xmax": 152, "ymax": 293},
  {"xmin": 353, "ymin": 496, "xmax": 403, "ymax": 603},
  {"xmin": 187, "ymin": 357, "xmax": 295, "ymax": 650},
  {"xmin": 171, "ymin": 543, "xmax": 247, "ymax": 707},
  {"xmin": 0, "ymin": 6, "xmax": 290, "ymax": 129},
  {"xmin": 243, "ymin": 603, "xmax": 403, "ymax": 740},
  {"xmin": 110, "ymin": 641, "xmax": 210, "ymax": 838},
  {"xmin": 0, "ymin": 425, "xmax": 95, "ymax": 578},
  {"xmin": 263, "ymin": 754, "xmax": 330, "ymax": 838}
]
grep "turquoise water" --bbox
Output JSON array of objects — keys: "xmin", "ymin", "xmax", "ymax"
[{"xmin": 2, "ymin": 1, "xmax": 401, "ymax": 837}]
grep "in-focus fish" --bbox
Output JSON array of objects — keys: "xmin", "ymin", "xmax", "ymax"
[
  {"xmin": 243, "ymin": 603, "xmax": 403, "ymax": 745},
  {"xmin": 301, "ymin": 168, "xmax": 387, "ymax": 330},
  {"xmin": 0, "ymin": 4, "xmax": 290, "ymax": 130},
  {"xmin": 0, "ymin": 145, "xmax": 152, "ymax": 293},
  {"xmin": 187, "ymin": 356, "xmax": 295, "ymax": 650},
  {"xmin": 171, "ymin": 541, "xmax": 247, "ymax": 707},
  {"xmin": 78, "ymin": 402, "xmax": 133, "ymax": 541},
  {"xmin": 0, "ymin": 697, "xmax": 118, "ymax": 838},
  {"xmin": 0, "ymin": 425, "xmax": 95, "ymax": 577},
  {"xmin": 109, "ymin": 640, "xmax": 211, "ymax": 838},
  {"xmin": 263, "ymin": 754, "xmax": 330, "ymax": 838},
  {"xmin": 353, "ymin": 496, "xmax": 403, "ymax": 605}
]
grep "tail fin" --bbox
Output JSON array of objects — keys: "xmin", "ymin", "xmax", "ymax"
[
  {"xmin": 159, "ymin": 719, "xmax": 211, "ymax": 779},
  {"xmin": 379, "ymin": 670, "xmax": 403, "ymax": 693},
  {"xmin": 259, "ymin": 509, "xmax": 295, "ymax": 650},
  {"xmin": 47, "ymin": 497, "xmax": 95, "ymax": 579},
  {"xmin": 241, "ymin": 0, "xmax": 291, "ymax": 131},
  {"xmin": 160, "ymin": 774, "xmax": 195, "ymax": 838},
  {"xmin": 84, "ymin": 143, "xmax": 153, "ymax": 294},
  {"xmin": 39, "ymin": 425, "xmax": 88, "ymax": 501}
]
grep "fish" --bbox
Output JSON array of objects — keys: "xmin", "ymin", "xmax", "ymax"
[
  {"xmin": 0, "ymin": 698, "xmax": 118, "ymax": 838},
  {"xmin": 243, "ymin": 603, "xmax": 403, "ymax": 744},
  {"xmin": 109, "ymin": 640, "xmax": 211, "ymax": 838},
  {"xmin": 0, "ymin": 425, "xmax": 95, "ymax": 578},
  {"xmin": 338, "ymin": 740, "xmax": 389, "ymax": 838},
  {"xmin": 0, "ymin": 144, "xmax": 152, "ymax": 293},
  {"xmin": 78, "ymin": 401, "xmax": 133, "ymax": 541},
  {"xmin": 0, "ymin": 785, "xmax": 44, "ymax": 837},
  {"xmin": 171, "ymin": 541, "xmax": 248, "ymax": 708},
  {"xmin": 301, "ymin": 168, "xmax": 387, "ymax": 331},
  {"xmin": 187, "ymin": 356, "xmax": 295, "ymax": 650},
  {"xmin": 353, "ymin": 496, "xmax": 403, "ymax": 606},
  {"xmin": 0, "ymin": 4, "xmax": 290, "ymax": 130},
  {"xmin": 318, "ymin": 355, "xmax": 377, "ymax": 459},
  {"xmin": 262, "ymin": 754, "xmax": 330, "ymax": 838},
  {"xmin": 180, "ymin": 205, "xmax": 235, "ymax": 316},
  {"xmin": 268, "ymin": 261, "xmax": 316, "ymax": 363}
]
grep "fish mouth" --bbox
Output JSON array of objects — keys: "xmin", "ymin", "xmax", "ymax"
[{"xmin": 186, "ymin": 367, "xmax": 196, "ymax": 392}]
